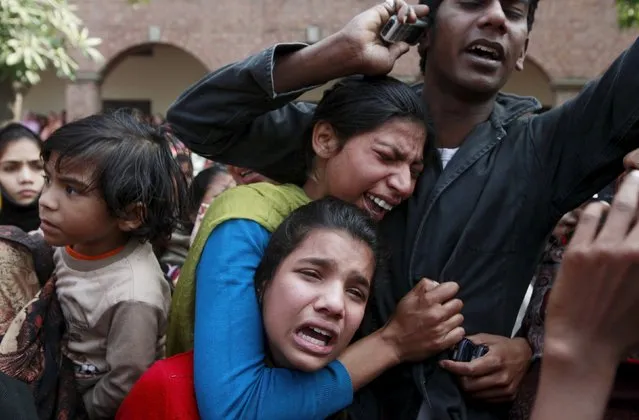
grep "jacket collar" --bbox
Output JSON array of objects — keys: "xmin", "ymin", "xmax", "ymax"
[
  {"xmin": 491, "ymin": 91, "xmax": 542, "ymax": 127},
  {"xmin": 403, "ymin": 88, "xmax": 542, "ymax": 268},
  {"xmin": 411, "ymin": 83, "xmax": 542, "ymax": 130}
]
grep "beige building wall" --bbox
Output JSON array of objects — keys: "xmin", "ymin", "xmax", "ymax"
[
  {"xmin": 23, "ymin": 70, "xmax": 67, "ymax": 115},
  {"xmin": 299, "ymin": 58, "xmax": 554, "ymax": 107},
  {"xmin": 101, "ymin": 44, "xmax": 208, "ymax": 115},
  {"xmin": 24, "ymin": 44, "xmax": 208, "ymax": 117},
  {"xmin": 502, "ymin": 59, "xmax": 554, "ymax": 108},
  {"xmin": 24, "ymin": 57, "xmax": 556, "ymax": 115},
  {"xmin": 14, "ymin": 0, "xmax": 639, "ymax": 120}
]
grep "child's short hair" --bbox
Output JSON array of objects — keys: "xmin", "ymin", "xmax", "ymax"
[{"xmin": 42, "ymin": 109, "xmax": 189, "ymax": 243}]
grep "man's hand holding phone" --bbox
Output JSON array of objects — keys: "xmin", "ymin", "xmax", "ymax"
[
  {"xmin": 441, "ymin": 335, "xmax": 533, "ymax": 403},
  {"xmin": 337, "ymin": 0, "xmax": 430, "ymax": 76},
  {"xmin": 380, "ymin": 15, "xmax": 430, "ymax": 45},
  {"xmin": 273, "ymin": 1, "xmax": 430, "ymax": 93}
]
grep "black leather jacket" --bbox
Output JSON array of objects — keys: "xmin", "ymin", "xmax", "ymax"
[{"xmin": 167, "ymin": 38, "xmax": 639, "ymax": 419}]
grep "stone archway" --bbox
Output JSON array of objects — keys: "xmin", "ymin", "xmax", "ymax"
[
  {"xmin": 65, "ymin": 41, "xmax": 209, "ymax": 121},
  {"xmin": 502, "ymin": 56, "xmax": 554, "ymax": 109},
  {"xmin": 100, "ymin": 43, "xmax": 208, "ymax": 116}
]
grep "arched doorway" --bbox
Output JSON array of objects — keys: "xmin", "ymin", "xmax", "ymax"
[
  {"xmin": 502, "ymin": 58, "xmax": 553, "ymax": 109},
  {"xmin": 25, "ymin": 43, "xmax": 209, "ymax": 122},
  {"xmin": 101, "ymin": 43, "xmax": 208, "ymax": 116}
]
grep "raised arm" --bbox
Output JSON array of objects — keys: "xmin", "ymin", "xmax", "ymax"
[
  {"xmin": 166, "ymin": 1, "xmax": 426, "ymax": 184},
  {"xmin": 531, "ymin": 36, "xmax": 639, "ymax": 215},
  {"xmin": 167, "ymin": 44, "xmax": 315, "ymax": 184}
]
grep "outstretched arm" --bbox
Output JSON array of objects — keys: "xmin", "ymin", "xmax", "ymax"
[
  {"xmin": 531, "ymin": 36, "xmax": 639, "ymax": 215},
  {"xmin": 167, "ymin": 1, "xmax": 426, "ymax": 184}
]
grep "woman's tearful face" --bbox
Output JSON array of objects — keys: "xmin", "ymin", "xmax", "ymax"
[{"xmin": 261, "ymin": 229, "xmax": 374, "ymax": 372}]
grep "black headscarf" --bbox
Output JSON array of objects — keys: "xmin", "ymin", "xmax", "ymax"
[
  {"xmin": 0, "ymin": 189, "xmax": 40, "ymax": 233},
  {"xmin": 0, "ymin": 124, "xmax": 42, "ymax": 233}
]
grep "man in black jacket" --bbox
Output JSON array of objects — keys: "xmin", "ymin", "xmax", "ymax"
[{"xmin": 166, "ymin": 1, "xmax": 639, "ymax": 418}]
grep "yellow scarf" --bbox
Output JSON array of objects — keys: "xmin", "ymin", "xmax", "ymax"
[{"xmin": 166, "ymin": 182, "xmax": 310, "ymax": 356}]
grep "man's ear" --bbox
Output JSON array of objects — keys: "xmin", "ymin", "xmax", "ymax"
[
  {"xmin": 311, "ymin": 121, "xmax": 341, "ymax": 159},
  {"xmin": 515, "ymin": 38, "xmax": 529, "ymax": 72},
  {"xmin": 118, "ymin": 203, "xmax": 145, "ymax": 232},
  {"xmin": 417, "ymin": 29, "xmax": 432, "ymax": 73}
]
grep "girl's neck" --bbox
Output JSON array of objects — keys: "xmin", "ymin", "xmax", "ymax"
[
  {"xmin": 70, "ymin": 232, "xmax": 130, "ymax": 257},
  {"xmin": 302, "ymin": 178, "xmax": 326, "ymax": 201}
]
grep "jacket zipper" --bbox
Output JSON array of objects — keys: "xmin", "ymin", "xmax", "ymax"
[{"xmin": 406, "ymin": 130, "xmax": 506, "ymax": 416}]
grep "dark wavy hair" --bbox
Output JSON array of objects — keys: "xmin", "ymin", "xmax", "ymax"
[
  {"xmin": 306, "ymin": 75, "xmax": 429, "ymax": 170},
  {"xmin": 41, "ymin": 109, "xmax": 189, "ymax": 243},
  {"xmin": 0, "ymin": 123, "xmax": 42, "ymax": 158},
  {"xmin": 254, "ymin": 197, "xmax": 383, "ymax": 299}
]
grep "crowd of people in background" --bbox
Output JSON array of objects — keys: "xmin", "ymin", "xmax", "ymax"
[{"xmin": 21, "ymin": 111, "xmax": 66, "ymax": 141}]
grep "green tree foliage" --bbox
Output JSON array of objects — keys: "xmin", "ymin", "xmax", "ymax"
[
  {"xmin": 618, "ymin": 0, "xmax": 639, "ymax": 28},
  {"xmin": 0, "ymin": 0, "xmax": 102, "ymax": 120}
]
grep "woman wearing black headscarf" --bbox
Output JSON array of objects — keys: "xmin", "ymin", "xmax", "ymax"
[{"xmin": 0, "ymin": 124, "xmax": 44, "ymax": 232}]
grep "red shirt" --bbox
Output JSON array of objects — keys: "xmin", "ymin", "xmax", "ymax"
[{"xmin": 116, "ymin": 351, "xmax": 199, "ymax": 420}]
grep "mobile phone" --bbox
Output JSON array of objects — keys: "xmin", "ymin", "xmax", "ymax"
[
  {"xmin": 449, "ymin": 338, "xmax": 489, "ymax": 362},
  {"xmin": 380, "ymin": 15, "xmax": 429, "ymax": 45}
]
